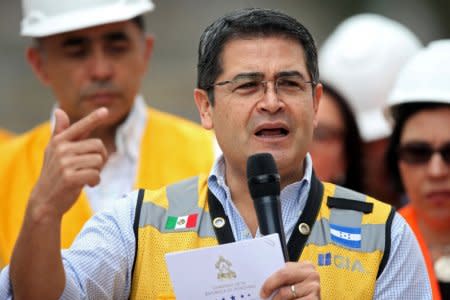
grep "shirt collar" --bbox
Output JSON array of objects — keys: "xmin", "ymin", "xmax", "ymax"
[
  {"xmin": 208, "ymin": 153, "xmax": 313, "ymax": 206},
  {"xmin": 280, "ymin": 153, "xmax": 312, "ymax": 203}
]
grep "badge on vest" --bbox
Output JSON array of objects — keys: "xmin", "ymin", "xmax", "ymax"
[
  {"xmin": 165, "ymin": 213, "xmax": 198, "ymax": 230},
  {"xmin": 318, "ymin": 252, "xmax": 366, "ymax": 273},
  {"xmin": 329, "ymin": 223, "xmax": 361, "ymax": 249}
]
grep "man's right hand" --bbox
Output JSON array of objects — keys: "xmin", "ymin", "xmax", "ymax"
[{"xmin": 29, "ymin": 107, "xmax": 109, "ymax": 220}]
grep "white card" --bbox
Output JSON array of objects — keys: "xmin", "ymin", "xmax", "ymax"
[{"xmin": 165, "ymin": 234, "xmax": 285, "ymax": 300}]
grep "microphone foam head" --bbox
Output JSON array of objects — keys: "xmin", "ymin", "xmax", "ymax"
[
  {"xmin": 247, "ymin": 153, "xmax": 277, "ymax": 178},
  {"xmin": 247, "ymin": 153, "xmax": 280, "ymax": 198}
]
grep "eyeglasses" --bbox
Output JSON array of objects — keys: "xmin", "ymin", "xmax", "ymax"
[
  {"xmin": 397, "ymin": 142, "xmax": 450, "ymax": 165},
  {"xmin": 209, "ymin": 73, "xmax": 315, "ymax": 101}
]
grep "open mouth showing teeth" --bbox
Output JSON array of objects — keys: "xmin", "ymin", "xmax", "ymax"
[{"xmin": 255, "ymin": 128, "xmax": 289, "ymax": 136}]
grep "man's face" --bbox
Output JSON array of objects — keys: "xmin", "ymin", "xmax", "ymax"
[
  {"xmin": 195, "ymin": 37, "xmax": 321, "ymax": 187},
  {"xmin": 27, "ymin": 20, "xmax": 153, "ymax": 127},
  {"xmin": 398, "ymin": 108, "xmax": 450, "ymax": 229}
]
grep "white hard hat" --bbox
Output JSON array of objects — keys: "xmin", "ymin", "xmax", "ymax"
[
  {"xmin": 21, "ymin": 0, "xmax": 155, "ymax": 37},
  {"xmin": 319, "ymin": 14, "xmax": 422, "ymax": 142},
  {"xmin": 386, "ymin": 39, "xmax": 450, "ymax": 119}
]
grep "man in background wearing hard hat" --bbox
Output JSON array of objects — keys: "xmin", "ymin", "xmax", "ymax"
[
  {"xmin": 0, "ymin": 0, "xmax": 216, "ymax": 268},
  {"xmin": 319, "ymin": 14, "xmax": 422, "ymax": 208}
]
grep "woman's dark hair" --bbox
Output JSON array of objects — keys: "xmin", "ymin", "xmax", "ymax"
[
  {"xmin": 386, "ymin": 102, "xmax": 449, "ymax": 193},
  {"xmin": 322, "ymin": 83, "xmax": 364, "ymax": 191},
  {"xmin": 196, "ymin": 8, "xmax": 318, "ymax": 105}
]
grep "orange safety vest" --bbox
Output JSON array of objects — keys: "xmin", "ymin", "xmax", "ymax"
[
  {"xmin": 0, "ymin": 108, "xmax": 215, "ymax": 268},
  {"xmin": 400, "ymin": 205, "xmax": 442, "ymax": 300}
]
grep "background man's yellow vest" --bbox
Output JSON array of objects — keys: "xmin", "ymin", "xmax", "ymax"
[
  {"xmin": 131, "ymin": 175, "xmax": 393, "ymax": 299},
  {"xmin": 0, "ymin": 108, "xmax": 214, "ymax": 267},
  {"xmin": 0, "ymin": 128, "xmax": 13, "ymax": 142}
]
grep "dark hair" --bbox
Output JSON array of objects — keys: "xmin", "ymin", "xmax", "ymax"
[
  {"xmin": 386, "ymin": 102, "xmax": 449, "ymax": 192},
  {"xmin": 197, "ymin": 8, "xmax": 319, "ymax": 105},
  {"xmin": 322, "ymin": 83, "xmax": 364, "ymax": 191}
]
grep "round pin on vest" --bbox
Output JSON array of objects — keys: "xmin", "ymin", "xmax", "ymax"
[
  {"xmin": 213, "ymin": 217, "xmax": 226, "ymax": 229},
  {"xmin": 298, "ymin": 223, "xmax": 310, "ymax": 235}
]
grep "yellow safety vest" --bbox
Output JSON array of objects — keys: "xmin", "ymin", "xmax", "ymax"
[
  {"xmin": 0, "ymin": 108, "xmax": 214, "ymax": 268},
  {"xmin": 0, "ymin": 128, "xmax": 13, "ymax": 142},
  {"xmin": 131, "ymin": 174, "xmax": 393, "ymax": 299}
]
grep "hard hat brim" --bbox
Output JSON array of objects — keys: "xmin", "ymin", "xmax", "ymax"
[{"xmin": 21, "ymin": 2, "xmax": 154, "ymax": 37}]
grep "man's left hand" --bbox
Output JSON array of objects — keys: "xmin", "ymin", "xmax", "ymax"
[{"xmin": 260, "ymin": 261, "xmax": 320, "ymax": 299}]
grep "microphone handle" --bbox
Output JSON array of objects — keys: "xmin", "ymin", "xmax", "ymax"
[{"xmin": 255, "ymin": 195, "xmax": 289, "ymax": 261}]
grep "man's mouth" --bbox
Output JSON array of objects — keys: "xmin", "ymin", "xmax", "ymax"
[
  {"xmin": 85, "ymin": 91, "xmax": 117, "ymax": 101},
  {"xmin": 255, "ymin": 128, "xmax": 289, "ymax": 137}
]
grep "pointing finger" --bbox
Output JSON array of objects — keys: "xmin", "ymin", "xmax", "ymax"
[
  {"xmin": 53, "ymin": 109, "xmax": 70, "ymax": 136},
  {"xmin": 57, "ymin": 107, "xmax": 109, "ymax": 141}
]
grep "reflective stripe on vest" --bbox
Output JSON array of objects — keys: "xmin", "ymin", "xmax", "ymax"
[
  {"xmin": 307, "ymin": 185, "xmax": 387, "ymax": 253},
  {"xmin": 138, "ymin": 176, "xmax": 216, "ymax": 238}
]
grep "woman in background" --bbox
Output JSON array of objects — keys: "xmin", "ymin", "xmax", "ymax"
[
  {"xmin": 386, "ymin": 40, "xmax": 450, "ymax": 300},
  {"xmin": 310, "ymin": 83, "xmax": 364, "ymax": 192},
  {"xmin": 318, "ymin": 14, "xmax": 421, "ymax": 208}
]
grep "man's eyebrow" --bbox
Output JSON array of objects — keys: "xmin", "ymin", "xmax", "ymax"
[
  {"xmin": 231, "ymin": 71, "xmax": 309, "ymax": 81},
  {"xmin": 103, "ymin": 31, "xmax": 130, "ymax": 42},
  {"xmin": 276, "ymin": 70, "xmax": 307, "ymax": 79},
  {"xmin": 232, "ymin": 72, "xmax": 264, "ymax": 81},
  {"xmin": 62, "ymin": 36, "xmax": 88, "ymax": 48}
]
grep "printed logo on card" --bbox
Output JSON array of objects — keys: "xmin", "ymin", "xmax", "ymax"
[{"xmin": 215, "ymin": 256, "xmax": 237, "ymax": 281}]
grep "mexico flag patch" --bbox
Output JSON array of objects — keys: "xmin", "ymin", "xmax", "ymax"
[{"xmin": 165, "ymin": 214, "xmax": 198, "ymax": 230}]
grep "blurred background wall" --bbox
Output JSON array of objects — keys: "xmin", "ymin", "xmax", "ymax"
[{"xmin": 1, "ymin": 0, "xmax": 449, "ymax": 133}]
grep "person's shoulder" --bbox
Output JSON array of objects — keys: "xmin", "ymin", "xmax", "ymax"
[
  {"xmin": 398, "ymin": 203, "xmax": 413, "ymax": 216},
  {"xmin": 323, "ymin": 182, "xmax": 388, "ymax": 203},
  {"xmin": 0, "ymin": 122, "xmax": 51, "ymax": 162},
  {"xmin": 138, "ymin": 174, "xmax": 208, "ymax": 205},
  {"xmin": 0, "ymin": 128, "xmax": 13, "ymax": 142},
  {"xmin": 322, "ymin": 182, "xmax": 393, "ymax": 214}
]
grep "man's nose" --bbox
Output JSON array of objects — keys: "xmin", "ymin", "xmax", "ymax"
[
  {"xmin": 256, "ymin": 81, "xmax": 284, "ymax": 113},
  {"xmin": 89, "ymin": 49, "xmax": 114, "ymax": 80}
]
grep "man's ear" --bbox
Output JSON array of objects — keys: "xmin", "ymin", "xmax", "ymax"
[
  {"xmin": 194, "ymin": 88, "xmax": 213, "ymax": 130},
  {"xmin": 26, "ymin": 46, "xmax": 51, "ymax": 86},
  {"xmin": 312, "ymin": 82, "xmax": 323, "ymax": 128},
  {"xmin": 142, "ymin": 34, "xmax": 154, "ymax": 72}
]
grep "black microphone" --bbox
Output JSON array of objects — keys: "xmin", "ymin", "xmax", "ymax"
[{"xmin": 247, "ymin": 153, "xmax": 289, "ymax": 261}]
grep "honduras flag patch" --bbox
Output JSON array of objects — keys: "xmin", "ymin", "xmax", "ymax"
[{"xmin": 330, "ymin": 223, "xmax": 361, "ymax": 249}]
